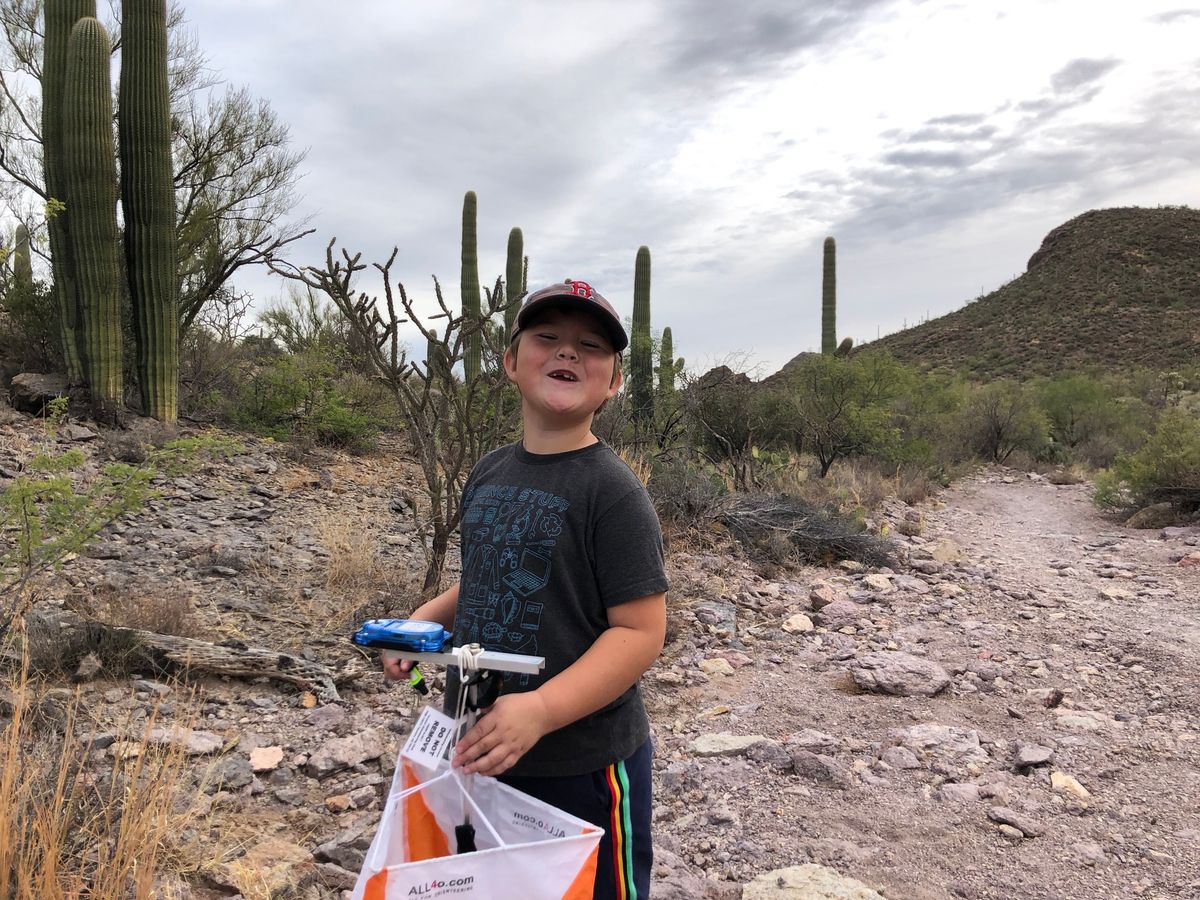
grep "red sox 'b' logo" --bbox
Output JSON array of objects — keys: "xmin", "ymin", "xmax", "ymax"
[{"xmin": 567, "ymin": 281, "xmax": 593, "ymax": 299}]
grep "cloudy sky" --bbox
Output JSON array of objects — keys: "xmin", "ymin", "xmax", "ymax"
[{"xmin": 182, "ymin": 0, "xmax": 1200, "ymax": 374}]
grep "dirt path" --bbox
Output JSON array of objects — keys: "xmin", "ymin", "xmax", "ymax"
[{"xmin": 649, "ymin": 471, "xmax": 1200, "ymax": 900}]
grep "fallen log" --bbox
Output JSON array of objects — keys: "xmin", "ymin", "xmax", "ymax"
[{"xmin": 20, "ymin": 607, "xmax": 372, "ymax": 703}]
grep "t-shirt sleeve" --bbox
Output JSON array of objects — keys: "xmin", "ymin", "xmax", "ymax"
[{"xmin": 593, "ymin": 485, "xmax": 669, "ymax": 607}]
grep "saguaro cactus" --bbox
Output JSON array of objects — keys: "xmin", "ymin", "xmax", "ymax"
[
  {"xmin": 12, "ymin": 224, "xmax": 33, "ymax": 286},
  {"xmin": 120, "ymin": 0, "xmax": 178, "ymax": 421},
  {"xmin": 821, "ymin": 236, "xmax": 836, "ymax": 355},
  {"xmin": 631, "ymin": 245, "xmax": 654, "ymax": 424},
  {"xmin": 657, "ymin": 325, "xmax": 684, "ymax": 396},
  {"xmin": 460, "ymin": 191, "xmax": 481, "ymax": 381},
  {"xmin": 64, "ymin": 17, "xmax": 122, "ymax": 421},
  {"xmin": 504, "ymin": 226, "xmax": 523, "ymax": 337},
  {"xmin": 42, "ymin": 0, "xmax": 96, "ymax": 383}
]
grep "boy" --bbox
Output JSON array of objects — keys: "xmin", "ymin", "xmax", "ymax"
[{"xmin": 383, "ymin": 280, "xmax": 668, "ymax": 900}]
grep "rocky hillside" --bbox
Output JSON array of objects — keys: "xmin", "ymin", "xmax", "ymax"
[{"xmin": 857, "ymin": 207, "xmax": 1200, "ymax": 378}]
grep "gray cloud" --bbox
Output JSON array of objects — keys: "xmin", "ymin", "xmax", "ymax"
[
  {"xmin": 1148, "ymin": 9, "xmax": 1200, "ymax": 23},
  {"xmin": 1050, "ymin": 57, "xmax": 1121, "ymax": 93}
]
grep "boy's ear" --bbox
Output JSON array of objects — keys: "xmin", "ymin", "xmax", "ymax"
[
  {"xmin": 503, "ymin": 346, "xmax": 519, "ymax": 383},
  {"xmin": 608, "ymin": 362, "xmax": 623, "ymax": 396}
]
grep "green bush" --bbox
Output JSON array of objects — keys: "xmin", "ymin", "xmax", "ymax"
[
  {"xmin": 1094, "ymin": 409, "xmax": 1200, "ymax": 512},
  {"xmin": 226, "ymin": 349, "xmax": 382, "ymax": 453},
  {"xmin": 959, "ymin": 379, "xmax": 1048, "ymax": 463}
]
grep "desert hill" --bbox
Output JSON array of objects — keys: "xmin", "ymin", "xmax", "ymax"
[{"xmin": 855, "ymin": 206, "xmax": 1200, "ymax": 378}]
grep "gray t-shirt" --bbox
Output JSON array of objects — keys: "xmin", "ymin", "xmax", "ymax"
[{"xmin": 452, "ymin": 440, "xmax": 668, "ymax": 777}]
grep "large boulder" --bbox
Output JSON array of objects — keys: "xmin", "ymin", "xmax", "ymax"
[{"xmin": 9, "ymin": 372, "xmax": 67, "ymax": 415}]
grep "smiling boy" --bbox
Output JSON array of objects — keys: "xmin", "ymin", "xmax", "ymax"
[{"xmin": 386, "ymin": 280, "xmax": 668, "ymax": 899}]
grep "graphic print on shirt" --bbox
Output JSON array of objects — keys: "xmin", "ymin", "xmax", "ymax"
[{"xmin": 460, "ymin": 482, "xmax": 570, "ymax": 684}]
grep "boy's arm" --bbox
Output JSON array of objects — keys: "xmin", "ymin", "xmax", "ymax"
[
  {"xmin": 452, "ymin": 591, "xmax": 666, "ymax": 776},
  {"xmin": 380, "ymin": 583, "xmax": 459, "ymax": 681}
]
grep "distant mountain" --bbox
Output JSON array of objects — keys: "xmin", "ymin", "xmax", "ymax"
[{"xmin": 853, "ymin": 207, "xmax": 1200, "ymax": 378}]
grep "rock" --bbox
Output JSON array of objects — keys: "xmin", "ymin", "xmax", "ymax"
[
  {"xmin": 939, "ymin": 783, "xmax": 981, "ymax": 803},
  {"xmin": 861, "ymin": 574, "xmax": 893, "ymax": 592},
  {"xmin": 889, "ymin": 723, "xmax": 990, "ymax": 774},
  {"xmin": 145, "ymin": 726, "xmax": 223, "ymax": 756},
  {"xmin": 895, "ymin": 518, "xmax": 922, "ymax": 536},
  {"xmin": 315, "ymin": 861, "xmax": 358, "ymax": 890},
  {"xmin": 1098, "ymin": 586, "xmax": 1136, "ymax": 602},
  {"xmin": 850, "ymin": 652, "xmax": 950, "ymax": 697},
  {"xmin": 305, "ymin": 703, "xmax": 347, "ymax": 730},
  {"xmin": 1051, "ymin": 771, "xmax": 1092, "ymax": 802},
  {"xmin": 812, "ymin": 600, "xmax": 862, "ymax": 627},
  {"xmin": 314, "ymin": 819, "xmax": 377, "ymax": 871},
  {"xmin": 206, "ymin": 756, "xmax": 253, "ymax": 792},
  {"xmin": 693, "ymin": 600, "xmax": 737, "ymax": 637},
  {"xmin": 741, "ymin": 863, "xmax": 884, "ymax": 899},
  {"xmin": 9, "ymin": 372, "xmax": 67, "ymax": 414},
  {"xmin": 305, "ymin": 728, "xmax": 386, "ymax": 778},
  {"xmin": 60, "ymin": 423, "xmax": 98, "ymax": 442},
  {"xmin": 250, "ymin": 745, "xmax": 285, "ymax": 773},
  {"xmin": 987, "ymin": 805, "xmax": 1043, "ymax": 838},
  {"xmin": 73, "ymin": 652, "xmax": 103, "ymax": 682},
  {"xmin": 791, "ymin": 751, "xmax": 850, "ymax": 788},
  {"xmin": 699, "ymin": 658, "xmax": 736, "ymax": 677},
  {"xmin": 325, "ymin": 793, "xmax": 352, "ymax": 813},
  {"xmin": 0, "ymin": 398, "xmax": 23, "ymax": 425},
  {"xmin": 1014, "ymin": 744, "xmax": 1054, "ymax": 769},
  {"xmin": 1068, "ymin": 841, "xmax": 1106, "ymax": 866},
  {"xmin": 222, "ymin": 837, "xmax": 315, "ymax": 895},
  {"xmin": 925, "ymin": 538, "xmax": 962, "ymax": 563},
  {"xmin": 1125, "ymin": 502, "xmax": 1181, "ymax": 529},
  {"xmin": 809, "ymin": 583, "xmax": 840, "ymax": 610},
  {"xmin": 1055, "ymin": 709, "xmax": 1115, "ymax": 731},
  {"xmin": 880, "ymin": 747, "xmax": 921, "ymax": 770},
  {"xmin": 688, "ymin": 733, "xmax": 766, "ymax": 758},
  {"xmin": 782, "ymin": 613, "xmax": 814, "ymax": 634}
]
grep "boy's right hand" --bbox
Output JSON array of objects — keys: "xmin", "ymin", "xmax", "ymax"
[{"xmin": 381, "ymin": 652, "xmax": 414, "ymax": 682}]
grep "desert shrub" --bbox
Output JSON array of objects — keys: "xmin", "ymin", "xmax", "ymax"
[
  {"xmin": 647, "ymin": 454, "xmax": 727, "ymax": 530},
  {"xmin": 1094, "ymin": 409, "xmax": 1200, "ymax": 512},
  {"xmin": 762, "ymin": 353, "xmax": 904, "ymax": 477},
  {"xmin": 717, "ymin": 493, "xmax": 893, "ymax": 569},
  {"xmin": 959, "ymin": 379, "xmax": 1049, "ymax": 463},
  {"xmin": 0, "ymin": 276, "xmax": 61, "ymax": 373},
  {"xmin": 225, "ymin": 350, "xmax": 381, "ymax": 453}
]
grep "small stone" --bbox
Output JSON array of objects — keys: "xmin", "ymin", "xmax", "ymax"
[
  {"xmin": 699, "ymin": 658, "xmax": 736, "ymax": 677},
  {"xmin": 862, "ymin": 574, "xmax": 893, "ymax": 592},
  {"xmin": 939, "ymin": 783, "xmax": 981, "ymax": 803},
  {"xmin": 1014, "ymin": 744, "xmax": 1054, "ymax": 769},
  {"xmin": 687, "ymin": 733, "xmax": 765, "ymax": 758},
  {"xmin": 880, "ymin": 746, "xmax": 921, "ymax": 769},
  {"xmin": 782, "ymin": 613, "xmax": 814, "ymax": 634},
  {"xmin": 325, "ymin": 793, "xmax": 352, "ymax": 813},
  {"xmin": 742, "ymin": 864, "xmax": 883, "ymax": 899},
  {"xmin": 250, "ymin": 745, "xmax": 284, "ymax": 773},
  {"xmin": 1051, "ymin": 771, "xmax": 1092, "ymax": 801},
  {"xmin": 1068, "ymin": 841, "xmax": 1106, "ymax": 866},
  {"xmin": 987, "ymin": 805, "xmax": 1043, "ymax": 837},
  {"xmin": 1098, "ymin": 586, "xmax": 1136, "ymax": 602}
]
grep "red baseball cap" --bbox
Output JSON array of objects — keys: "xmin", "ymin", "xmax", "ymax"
[{"xmin": 510, "ymin": 280, "xmax": 628, "ymax": 352}]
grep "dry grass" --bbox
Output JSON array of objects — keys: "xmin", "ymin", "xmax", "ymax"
[
  {"xmin": 617, "ymin": 446, "xmax": 652, "ymax": 487},
  {"xmin": 0, "ymin": 650, "xmax": 202, "ymax": 898}
]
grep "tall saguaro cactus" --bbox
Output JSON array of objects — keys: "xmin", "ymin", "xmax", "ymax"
[
  {"xmin": 504, "ymin": 226, "xmax": 524, "ymax": 336},
  {"xmin": 12, "ymin": 225, "xmax": 33, "ymax": 286},
  {"xmin": 821, "ymin": 236, "xmax": 836, "ymax": 355},
  {"xmin": 42, "ymin": 0, "xmax": 96, "ymax": 383},
  {"xmin": 460, "ymin": 191, "xmax": 481, "ymax": 381},
  {"xmin": 63, "ymin": 17, "xmax": 122, "ymax": 421},
  {"xmin": 630, "ymin": 245, "xmax": 654, "ymax": 424},
  {"xmin": 120, "ymin": 0, "xmax": 178, "ymax": 421}
]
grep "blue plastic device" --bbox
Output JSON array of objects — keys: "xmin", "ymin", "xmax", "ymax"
[{"xmin": 351, "ymin": 619, "xmax": 451, "ymax": 653}]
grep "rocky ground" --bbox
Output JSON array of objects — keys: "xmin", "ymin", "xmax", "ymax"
[{"xmin": 2, "ymin": 407, "xmax": 1198, "ymax": 899}]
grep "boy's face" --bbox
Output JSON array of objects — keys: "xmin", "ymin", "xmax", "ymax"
[{"xmin": 503, "ymin": 308, "xmax": 622, "ymax": 428}]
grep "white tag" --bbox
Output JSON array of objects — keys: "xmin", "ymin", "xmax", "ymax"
[{"xmin": 401, "ymin": 705, "xmax": 457, "ymax": 768}]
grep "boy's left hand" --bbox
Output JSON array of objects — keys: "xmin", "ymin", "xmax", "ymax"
[{"xmin": 452, "ymin": 691, "xmax": 553, "ymax": 776}]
